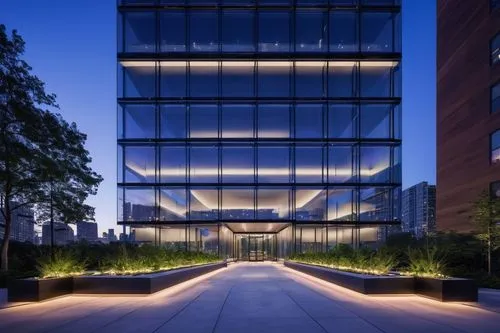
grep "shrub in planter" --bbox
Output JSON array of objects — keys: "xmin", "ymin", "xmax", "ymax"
[
  {"xmin": 406, "ymin": 247, "xmax": 447, "ymax": 278},
  {"xmin": 37, "ymin": 250, "xmax": 86, "ymax": 279}
]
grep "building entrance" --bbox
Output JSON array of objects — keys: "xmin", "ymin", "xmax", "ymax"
[{"xmin": 235, "ymin": 234, "xmax": 277, "ymax": 261}]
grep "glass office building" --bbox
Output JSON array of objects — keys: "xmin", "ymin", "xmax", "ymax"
[{"xmin": 117, "ymin": 0, "xmax": 402, "ymax": 260}]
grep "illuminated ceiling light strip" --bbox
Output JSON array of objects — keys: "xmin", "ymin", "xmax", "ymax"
[
  {"xmin": 122, "ymin": 60, "xmax": 398, "ymax": 68},
  {"xmin": 126, "ymin": 163, "xmax": 389, "ymax": 178}
]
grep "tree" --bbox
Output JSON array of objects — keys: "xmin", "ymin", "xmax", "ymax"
[
  {"xmin": 471, "ymin": 190, "xmax": 500, "ymax": 275},
  {"xmin": 0, "ymin": 24, "xmax": 103, "ymax": 271}
]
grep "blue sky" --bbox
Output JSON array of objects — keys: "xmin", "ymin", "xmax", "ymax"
[{"xmin": 0, "ymin": 0, "xmax": 436, "ymax": 234}]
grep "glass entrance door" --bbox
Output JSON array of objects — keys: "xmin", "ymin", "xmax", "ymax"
[
  {"xmin": 235, "ymin": 234, "xmax": 277, "ymax": 261},
  {"xmin": 249, "ymin": 235, "xmax": 264, "ymax": 261}
]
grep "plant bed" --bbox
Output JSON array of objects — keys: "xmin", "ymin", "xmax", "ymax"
[
  {"xmin": 284, "ymin": 261, "xmax": 414, "ymax": 295},
  {"xmin": 414, "ymin": 277, "xmax": 478, "ymax": 302},
  {"xmin": 8, "ymin": 277, "xmax": 73, "ymax": 302},
  {"xmin": 73, "ymin": 262, "xmax": 227, "ymax": 294}
]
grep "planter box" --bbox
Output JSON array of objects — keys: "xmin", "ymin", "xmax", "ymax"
[
  {"xmin": 415, "ymin": 277, "xmax": 478, "ymax": 302},
  {"xmin": 74, "ymin": 262, "xmax": 227, "ymax": 295},
  {"xmin": 284, "ymin": 261, "xmax": 414, "ymax": 295},
  {"xmin": 8, "ymin": 277, "xmax": 73, "ymax": 302}
]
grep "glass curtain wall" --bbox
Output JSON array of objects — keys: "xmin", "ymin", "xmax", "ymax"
[{"xmin": 118, "ymin": 0, "xmax": 402, "ymax": 257}]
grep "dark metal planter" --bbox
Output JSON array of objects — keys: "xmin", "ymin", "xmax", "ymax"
[
  {"xmin": 8, "ymin": 277, "xmax": 73, "ymax": 302},
  {"xmin": 284, "ymin": 261, "xmax": 414, "ymax": 295},
  {"xmin": 414, "ymin": 277, "xmax": 478, "ymax": 302},
  {"xmin": 73, "ymin": 262, "xmax": 227, "ymax": 295}
]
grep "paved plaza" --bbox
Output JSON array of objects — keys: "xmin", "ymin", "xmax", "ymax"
[{"xmin": 0, "ymin": 262, "xmax": 499, "ymax": 333}]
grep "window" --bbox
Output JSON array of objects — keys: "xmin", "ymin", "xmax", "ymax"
[
  {"xmin": 222, "ymin": 10, "xmax": 255, "ymax": 52},
  {"xmin": 160, "ymin": 105, "xmax": 186, "ymax": 139},
  {"xmin": 295, "ymin": 104, "xmax": 324, "ymax": 139},
  {"xmin": 258, "ymin": 62, "xmax": 292, "ymax": 97},
  {"xmin": 492, "ymin": 0, "xmax": 500, "ymax": 11},
  {"xmin": 328, "ymin": 104, "xmax": 357, "ymax": 139},
  {"xmin": 122, "ymin": 12, "xmax": 156, "ymax": 53},
  {"xmin": 295, "ymin": 62, "xmax": 326, "ymax": 97},
  {"xmin": 160, "ymin": 11, "xmax": 185, "ymax": 52},
  {"xmin": 493, "ymin": 82, "xmax": 500, "ymax": 113},
  {"xmin": 160, "ymin": 62, "xmax": 186, "ymax": 98},
  {"xmin": 160, "ymin": 146, "xmax": 187, "ymax": 183},
  {"xmin": 258, "ymin": 104, "xmax": 291, "ymax": 138},
  {"xmin": 189, "ymin": 11, "xmax": 218, "ymax": 52},
  {"xmin": 221, "ymin": 62, "xmax": 255, "ymax": 98},
  {"xmin": 295, "ymin": 10, "xmax": 327, "ymax": 52},
  {"xmin": 329, "ymin": 11, "xmax": 358, "ymax": 53},
  {"xmin": 491, "ymin": 33, "xmax": 500, "ymax": 66},
  {"xmin": 258, "ymin": 11, "xmax": 291, "ymax": 52},
  {"xmin": 491, "ymin": 130, "xmax": 500, "ymax": 164},
  {"xmin": 491, "ymin": 181, "xmax": 500, "ymax": 199},
  {"xmin": 119, "ymin": 104, "xmax": 156, "ymax": 139},
  {"xmin": 221, "ymin": 104, "xmax": 254, "ymax": 138},
  {"xmin": 361, "ymin": 12, "xmax": 396, "ymax": 53},
  {"xmin": 120, "ymin": 62, "xmax": 156, "ymax": 98},
  {"xmin": 190, "ymin": 104, "xmax": 218, "ymax": 138},
  {"xmin": 360, "ymin": 104, "xmax": 391, "ymax": 139},
  {"xmin": 328, "ymin": 62, "xmax": 357, "ymax": 97},
  {"xmin": 123, "ymin": 146, "xmax": 156, "ymax": 183}
]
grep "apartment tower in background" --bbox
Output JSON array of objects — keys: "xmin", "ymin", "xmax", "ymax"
[
  {"xmin": 437, "ymin": 0, "xmax": 500, "ymax": 232},
  {"xmin": 118, "ymin": 0, "xmax": 402, "ymax": 259},
  {"xmin": 401, "ymin": 182, "xmax": 436, "ymax": 238}
]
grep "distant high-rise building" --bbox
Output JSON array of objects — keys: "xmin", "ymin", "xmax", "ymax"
[
  {"xmin": 76, "ymin": 221, "xmax": 98, "ymax": 242},
  {"xmin": 107, "ymin": 228, "xmax": 117, "ymax": 242},
  {"xmin": 402, "ymin": 182, "xmax": 436, "ymax": 238},
  {"xmin": 437, "ymin": 0, "xmax": 500, "ymax": 231},
  {"xmin": 42, "ymin": 222, "xmax": 74, "ymax": 245},
  {"xmin": 0, "ymin": 203, "xmax": 35, "ymax": 243}
]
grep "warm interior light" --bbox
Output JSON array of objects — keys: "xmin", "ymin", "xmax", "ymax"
[{"xmin": 121, "ymin": 60, "xmax": 399, "ymax": 68}]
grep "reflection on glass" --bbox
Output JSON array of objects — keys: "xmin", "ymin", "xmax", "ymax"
[
  {"xmin": 258, "ymin": 62, "xmax": 292, "ymax": 97},
  {"xmin": 222, "ymin": 10, "xmax": 255, "ymax": 52},
  {"xmin": 190, "ymin": 188, "xmax": 219, "ymax": 220},
  {"xmin": 190, "ymin": 146, "xmax": 219, "ymax": 183},
  {"xmin": 124, "ymin": 146, "xmax": 156, "ymax": 183},
  {"xmin": 258, "ymin": 104, "xmax": 290, "ymax": 138},
  {"xmin": 120, "ymin": 104, "xmax": 156, "ymax": 139},
  {"xmin": 296, "ymin": 10, "xmax": 327, "ymax": 52},
  {"xmin": 296, "ymin": 189, "xmax": 326, "ymax": 221},
  {"xmin": 222, "ymin": 104, "xmax": 254, "ymax": 138},
  {"xmin": 189, "ymin": 11, "xmax": 218, "ymax": 52},
  {"xmin": 360, "ymin": 63, "xmax": 392, "ymax": 97},
  {"xmin": 328, "ymin": 104, "xmax": 357, "ymax": 139},
  {"xmin": 222, "ymin": 62, "xmax": 254, "ymax": 97},
  {"xmin": 295, "ymin": 62, "xmax": 326, "ymax": 97},
  {"xmin": 360, "ymin": 146, "xmax": 391, "ymax": 183},
  {"xmin": 160, "ymin": 105, "xmax": 186, "ymax": 139},
  {"xmin": 190, "ymin": 62, "xmax": 219, "ymax": 97},
  {"xmin": 159, "ymin": 188, "xmax": 187, "ymax": 221},
  {"xmin": 257, "ymin": 188, "xmax": 291, "ymax": 220},
  {"xmin": 327, "ymin": 189, "xmax": 354, "ymax": 221},
  {"xmin": 160, "ymin": 11, "xmax": 186, "ymax": 52},
  {"xmin": 222, "ymin": 188, "xmax": 255, "ymax": 220},
  {"xmin": 295, "ymin": 146, "xmax": 324, "ymax": 183},
  {"xmin": 329, "ymin": 62, "xmax": 357, "ymax": 97},
  {"xmin": 222, "ymin": 146, "xmax": 254, "ymax": 183},
  {"xmin": 491, "ymin": 130, "xmax": 500, "ymax": 163},
  {"xmin": 361, "ymin": 12, "xmax": 394, "ymax": 52},
  {"xmin": 295, "ymin": 104, "xmax": 324, "ymax": 138},
  {"xmin": 123, "ymin": 12, "xmax": 155, "ymax": 53},
  {"xmin": 190, "ymin": 104, "xmax": 218, "ymax": 138},
  {"xmin": 160, "ymin": 146, "xmax": 186, "ymax": 183},
  {"xmin": 329, "ymin": 11, "xmax": 358, "ymax": 53},
  {"xmin": 259, "ymin": 11, "xmax": 291, "ymax": 52},
  {"xmin": 360, "ymin": 105, "xmax": 391, "ymax": 139},
  {"xmin": 359, "ymin": 187, "xmax": 392, "ymax": 222},
  {"xmin": 121, "ymin": 62, "xmax": 156, "ymax": 98},
  {"xmin": 122, "ymin": 187, "xmax": 156, "ymax": 222},
  {"xmin": 492, "ymin": 83, "xmax": 500, "ymax": 113},
  {"xmin": 328, "ymin": 145, "xmax": 355, "ymax": 183},
  {"xmin": 258, "ymin": 146, "xmax": 290, "ymax": 183},
  {"xmin": 161, "ymin": 62, "xmax": 186, "ymax": 97}
]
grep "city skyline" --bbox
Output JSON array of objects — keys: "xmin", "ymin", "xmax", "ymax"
[{"xmin": 0, "ymin": 0, "xmax": 436, "ymax": 233}]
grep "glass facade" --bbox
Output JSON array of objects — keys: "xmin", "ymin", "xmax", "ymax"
[{"xmin": 118, "ymin": 0, "xmax": 402, "ymax": 258}]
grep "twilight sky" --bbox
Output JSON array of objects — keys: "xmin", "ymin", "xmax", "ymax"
[{"xmin": 0, "ymin": 0, "xmax": 436, "ymax": 234}]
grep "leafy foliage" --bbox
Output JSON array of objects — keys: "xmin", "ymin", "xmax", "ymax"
[
  {"xmin": 406, "ymin": 247, "xmax": 447, "ymax": 278},
  {"xmin": 99, "ymin": 244, "xmax": 220, "ymax": 275},
  {"xmin": 290, "ymin": 245, "xmax": 397, "ymax": 275},
  {"xmin": 36, "ymin": 250, "xmax": 86, "ymax": 279},
  {"xmin": 0, "ymin": 24, "xmax": 102, "ymax": 271}
]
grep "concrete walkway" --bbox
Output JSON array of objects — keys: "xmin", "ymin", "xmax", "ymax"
[{"xmin": 0, "ymin": 262, "xmax": 499, "ymax": 333}]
